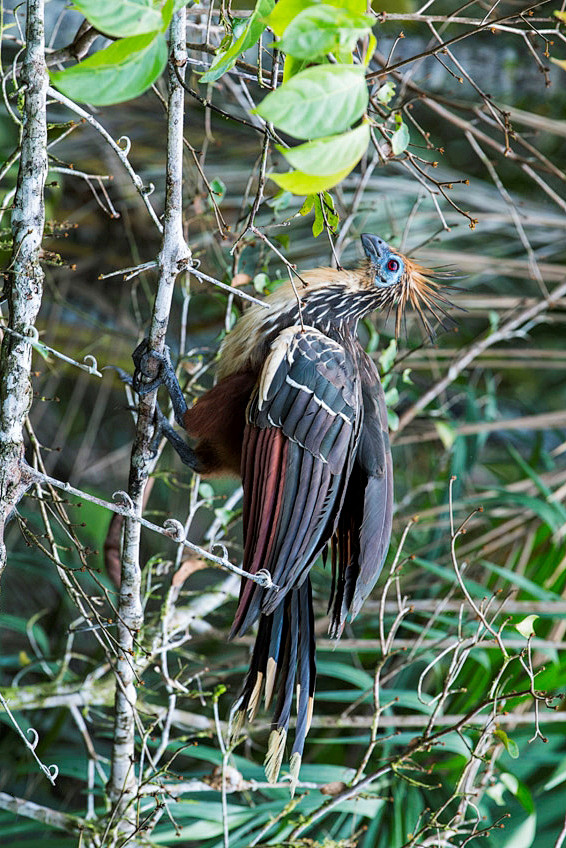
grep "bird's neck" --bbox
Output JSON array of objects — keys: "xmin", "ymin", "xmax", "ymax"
[{"xmin": 217, "ymin": 279, "xmax": 383, "ymax": 381}]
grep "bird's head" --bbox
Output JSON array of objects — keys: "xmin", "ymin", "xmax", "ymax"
[{"xmin": 361, "ymin": 233, "xmax": 454, "ymax": 340}]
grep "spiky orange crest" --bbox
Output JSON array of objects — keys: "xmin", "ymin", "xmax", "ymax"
[{"xmin": 391, "ymin": 253, "xmax": 456, "ymax": 340}]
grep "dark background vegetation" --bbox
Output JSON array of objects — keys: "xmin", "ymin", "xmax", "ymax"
[{"xmin": 1, "ymin": 2, "xmax": 566, "ymax": 846}]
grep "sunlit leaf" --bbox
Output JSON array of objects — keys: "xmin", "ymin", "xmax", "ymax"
[
  {"xmin": 363, "ymin": 32, "xmax": 377, "ymax": 66},
  {"xmin": 435, "ymin": 420, "xmax": 457, "ymax": 450},
  {"xmin": 70, "ymin": 0, "xmax": 163, "ymax": 37},
  {"xmin": 268, "ymin": 0, "xmax": 368, "ymax": 36},
  {"xmin": 313, "ymin": 195, "xmax": 324, "ymax": 236},
  {"xmin": 299, "ymin": 194, "xmax": 316, "ymax": 216},
  {"xmin": 278, "ymin": 124, "xmax": 369, "ymax": 176},
  {"xmin": 50, "ymin": 32, "xmax": 167, "ymax": 105},
  {"xmin": 391, "ymin": 114, "xmax": 410, "ymax": 154},
  {"xmin": 282, "ymin": 52, "xmax": 310, "ymax": 82},
  {"xmin": 269, "ymin": 164, "xmax": 353, "ymax": 195},
  {"xmin": 377, "ymin": 81, "xmax": 395, "ymax": 103},
  {"xmin": 495, "ymin": 727, "xmax": 520, "ymax": 758},
  {"xmin": 515, "ymin": 614, "xmax": 539, "ymax": 639},
  {"xmin": 253, "ymin": 272, "xmax": 270, "ymax": 293},
  {"xmin": 274, "ymin": 5, "xmax": 374, "ymax": 60},
  {"xmin": 256, "ymin": 64, "xmax": 368, "ymax": 139}
]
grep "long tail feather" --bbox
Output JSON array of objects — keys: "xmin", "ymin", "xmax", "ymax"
[
  {"xmin": 290, "ymin": 579, "xmax": 316, "ymax": 795},
  {"xmin": 231, "ymin": 579, "xmax": 316, "ymax": 790}
]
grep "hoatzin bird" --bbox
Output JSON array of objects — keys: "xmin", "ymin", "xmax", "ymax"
[{"xmin": 129, "ymin": 233, "xmax": 449, "ymax": 789}]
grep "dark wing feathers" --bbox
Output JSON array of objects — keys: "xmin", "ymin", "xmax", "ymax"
[
  {"xmin": 232, "ymin": 328, "xmax": 393, "ymax": 786},
  {"xmin": 328, "ymin": 346, "xmax": 393, "ymax": 637},
  {"xmin": 353, "ymin": 370, "xmax": 394, "ymax": 618},
  {"xmin": 231, "ymin": 326, "xmax": 360, "ymax": 637}
]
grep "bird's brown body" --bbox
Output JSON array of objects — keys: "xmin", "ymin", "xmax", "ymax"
[{"xmin": 129, "ymin": 233, "xmax": 448, "ymax": 788}]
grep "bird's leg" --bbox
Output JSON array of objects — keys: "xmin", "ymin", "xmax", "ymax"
[
  {"xmin": 132, "ymin": 338, "xmax": 188, "ymax": 428},
  {"xmin": 152, "ymin": 404, "xmax": 203, "ymax": 470}
]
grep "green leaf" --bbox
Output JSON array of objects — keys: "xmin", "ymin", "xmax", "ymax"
[
  {"xmin": 500, "ymin": 813, "xmax": 536, "ymax": 848},
  {"xmin": 312, "ymin": 195, "xmax": 324, "ymax": 236},
  {"xmin": 500, "ymin": 772, "xmax": 536, "ymax": 814},
  {"xmin": 282, "ymin": 53, "xmax": 309, "ymax": 82},
  {"xmin": 199, "ymin": 0, "xmax": 275, "ymax": 83},
  {"xmin": 363, "ymin": 32, "xmax": 377, "ymax": 66},
  {"xmin": 494, "ymin": 728, "xmax": 520, "ymax": 758},
  {"xmin": 478, "ymin": 488, "xmax": 564, "ymax": 533},
  {"xmin": 70, "ymin": 0, "xmax": 163, "ymax": 37},
  {"xmin": 208, "ymin": 177, "xmax": 226, "ymax": 204},
  {"xmin": 435, "ymin": 420, "xmax": 457, "ymax": 450},
  {"xmin": 198, "ymin": 482, "xmax": 214, "ymax": 500},
  {"xmin": 253, "ymin": 272, "xmax": 270, "ymax": 293},
  {"xmin": 377, "ymin": 81, "xmax": 395, "ymax": 104},
  {"xmin": 317, "ymin": 659, "xmax": 373, "ymax": 689},
  {"xmin": 268, "ymin": 0, "xmax": 310, "ymax": 36},
  {"xmin": 274, "ymin": 5, "xmax": 374, "ymax": 60},
  {"xmin": 269, "ymin": 164, "xmax": 353, "ymax": 195},
  {"xmin": 479, "ymin": 557, "xmax": 561, "ymax": 600},
  {"xmin": 324, "ymin": 192, "xmax": 339, "ymax": 223},
  {"xmin": 515, "ymin": 614, "xmax": 539, "ymax": 639},
  {"xmin": 391, "ymin": 114, "xmax": 410, "ymax": 155},
  {"xmin": 379, "ymin": 338, "xmax": 397, "ymax": 372},
  {"xmin": 268, "ymin": 0, "xmax": 368, "ymax": 36},
  {"xmin": 299, "ymin": 193, "xmax": 339, "ymax": 237},
  {"xmin": 50, "ymin": 32, "xmax": 168, "ymax": 106},
  {"xmin": 266, "ymin": 189, "xmax": 293, "ymax": 213},
  {"xmin": 299, "ymin": 194, "xmax": 316, "ymax": 216},
  {"xmin": 256, "ymin": 64, "xmax": 368, "ymax": 139},
  {"xmin": 277, "ymin": 123, "xmax": 369, "ymax": 176},
  {"xmin": 384, "ymin": 386, "xmax": 399, "ymax": 406},
  {"xmin": 161, "ymin": 0, "xmax": 174, "ymax": 30}
]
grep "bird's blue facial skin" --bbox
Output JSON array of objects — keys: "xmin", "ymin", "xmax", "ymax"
[
  {"xmin": 374, "ymin": 248, "xmax": 404, "ymax": 288},
  {"xmin": 361, "ymin": 233, "xmax": 404, "ymax": 288}
]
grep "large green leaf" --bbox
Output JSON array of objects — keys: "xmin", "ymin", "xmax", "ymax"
[
  {"xmin": 50, "ymin": 32, "xmax": 168, "ymax": 106},
  {"xmin": 269, "ymin": 164, "xmax": 353, "ymax": 194},
  {"xmin": 479, "ymin": 558, "xmax": 561, "ymax": 600},
  {"xmin": 500, "ymin": 813, "xmax": 537, "ymax": 848},
  {"xmin": 70, "ymin": 0, "xmax": 163, "ymax": 37},
  {"xmin": 199, "ymin": 0, "xmax": 275, "ymax": 83},
  {"xmin": 268, "ymin": 0, "xmax": 368, "ymax": 36},
  {"xmin": 274, "ymin": 4, "xmax": 373, "ymax": 60},
  {"xmin": 255, "ymin": 63, "xmax": 368, "ymax": 139},
  {"xmin": 278, "ymin": 123, "xmax": 369, "ymax": 175}
]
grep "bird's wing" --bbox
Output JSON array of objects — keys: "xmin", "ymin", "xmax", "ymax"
[
  {"xmin": 328, "ymin": 345, "xmax": 394, "ymax": 637},
  {"xmin": 231, "ymin": 325, "xmax": 360, "ymax": 638}
]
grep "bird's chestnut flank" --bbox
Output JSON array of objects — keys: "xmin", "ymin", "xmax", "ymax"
[{"xmin": 126, "ymin": 232, "xmax": 452, "ymax": 790}]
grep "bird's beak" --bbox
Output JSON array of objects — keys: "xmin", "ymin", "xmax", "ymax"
[{"xmin": 361, "ymin": 233, "xmax": 386, "ymax": 265}]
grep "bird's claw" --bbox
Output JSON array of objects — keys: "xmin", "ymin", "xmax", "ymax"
[{"xmin": 132, "ymin": 338, "xmax": 174, "ymax": 396}]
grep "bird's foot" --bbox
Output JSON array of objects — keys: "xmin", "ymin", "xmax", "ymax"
[
  {"xmin": 131, "ymin": 338, "xmax": 189, "ymax": 428},
  {"xmin": 132, "ymin": 338, "xmax": 175, "ymax": 397},
  {"xmin": 112, "ymin": 359, "xmax": 199, "ymax": 467}
]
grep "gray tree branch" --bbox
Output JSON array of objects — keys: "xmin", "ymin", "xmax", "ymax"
[
  {"xmin": 106, "ymin": 8, "xmax": 191, "ymax": 831},
  {"xmin": 0, "ymin": 0, "xmax": 48, "ymax": 578}
]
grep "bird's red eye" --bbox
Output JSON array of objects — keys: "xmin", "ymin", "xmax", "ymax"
[{"xmin": 387, "ymin": 259, "xmax": 399, "ymax": 272}]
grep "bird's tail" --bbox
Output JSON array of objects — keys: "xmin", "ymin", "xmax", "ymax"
[{"xmin": 230, "ymin": 578, "xmax": 316, "ymax": 794}]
